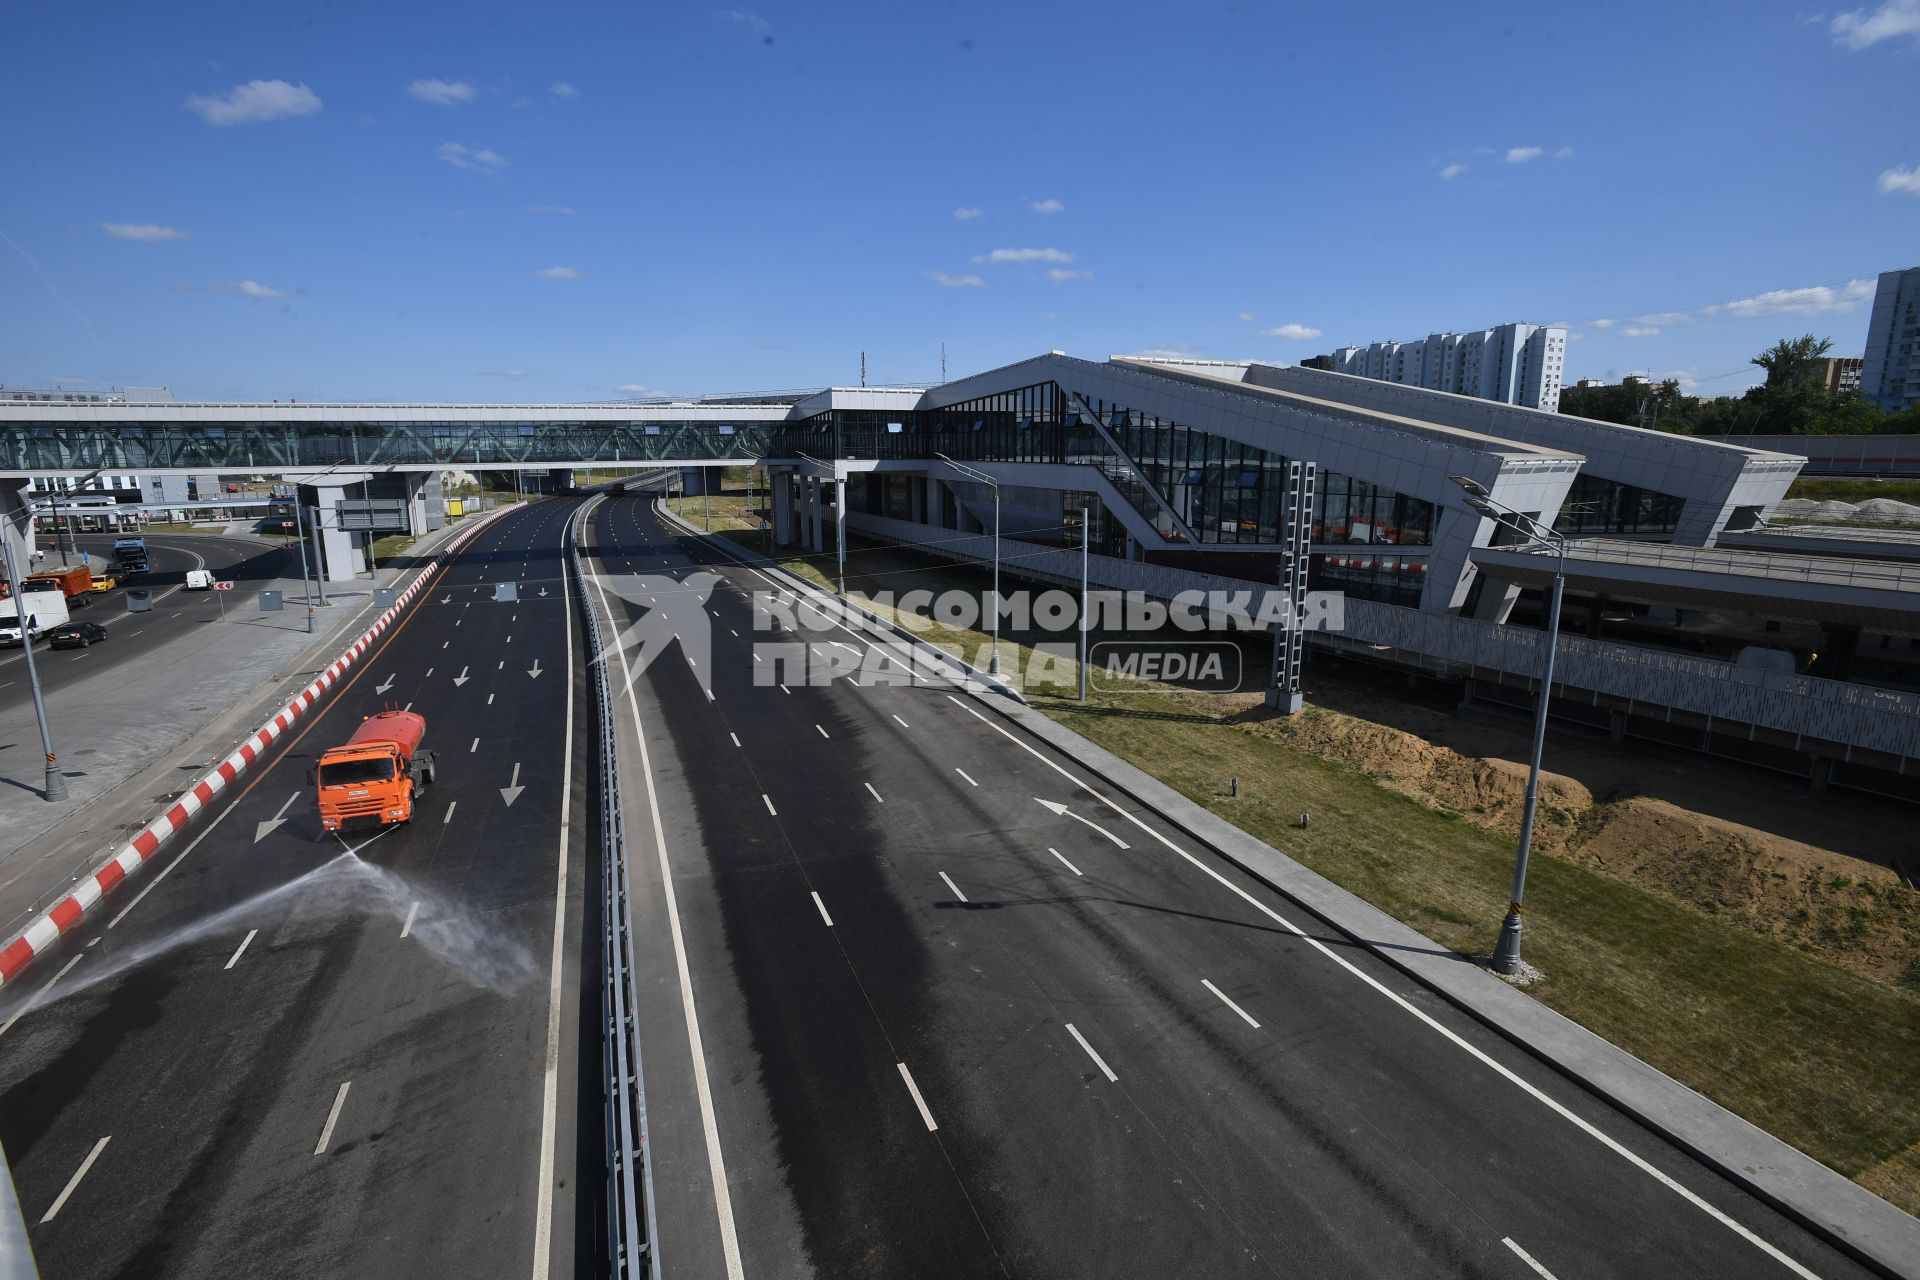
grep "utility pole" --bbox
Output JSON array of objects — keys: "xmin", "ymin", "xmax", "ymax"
[
  {"xmin": 1079, "ymin": 505, "xmax": 1090, "ymax": 702},
  {"xmin": 0, "ymin": 525, "xmax": 67, "ymax": 800},
  {"xmin": 860, "ymin": 351, "xmax": 867, "ymax": 388},
  {"xmin": 941, "ymin": 342, "xmax": 947, "ymax": 384}
]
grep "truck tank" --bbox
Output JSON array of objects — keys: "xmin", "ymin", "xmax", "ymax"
[{"xmin": 345, "ymin": 710, "xmax": 427, "ymax": 758}]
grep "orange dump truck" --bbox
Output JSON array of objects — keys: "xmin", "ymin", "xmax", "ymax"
[
  {"xmin": 312, "ymin": 710, "xmax": 437, "ymax": 832},
  {"xmin": 25, "ymin": 565, "xmax": 94, "ymax": 608}
]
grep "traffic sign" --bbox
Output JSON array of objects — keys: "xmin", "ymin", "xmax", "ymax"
[{"xmin": 214, "ymin": 580, "xmax": 235, "ymax": 591}]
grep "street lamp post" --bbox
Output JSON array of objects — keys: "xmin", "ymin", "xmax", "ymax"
[
  {"xmin": 1079, "ymin": 504, "xmax": 1090, "ymax": 702},
  {"xmin": 0, "ymin": 523, "xmax": 67, "ymax": 801},
  {"xmin": 935, "ymin": 453, "xmax": 1001, "ymax": 676},
  {"xmin": 1449, "ymin": 476, "xmax": 1568, "ymax": 976}
]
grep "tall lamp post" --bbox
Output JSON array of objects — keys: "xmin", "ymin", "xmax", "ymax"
[
  {"xmin": 934, "ymin": 453, "xmax": 1002, "ymax": 676},
  {"xmin": 1449, "ymin": 476, "xmax": 1568, "ymax": 976}
]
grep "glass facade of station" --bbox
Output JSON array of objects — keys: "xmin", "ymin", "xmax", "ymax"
[
  {"xmin": 1553, "ymin": 473, "xmax": 1686, "ymax": 537},
  {"xmin": 772, "ymin": 380, "xmax": 1438, "ymax": 603}
]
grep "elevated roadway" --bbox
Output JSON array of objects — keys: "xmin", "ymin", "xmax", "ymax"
[
  {"xmin": 0, "ymin": 501, "xmax": 590, "ymax": 1279},
  {"xmin": 581, "ymin": 493, "xmax": 1875, "ymax": 1279}
]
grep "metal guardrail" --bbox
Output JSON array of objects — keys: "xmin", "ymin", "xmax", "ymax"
[{"xmin": 569, "ymin": 501, "xmax": 652, "ymax": 1278}]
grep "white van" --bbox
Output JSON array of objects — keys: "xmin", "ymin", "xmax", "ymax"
[{"xmin": 185, "ymin": 569, "xmax": 215, "ymax": 590}]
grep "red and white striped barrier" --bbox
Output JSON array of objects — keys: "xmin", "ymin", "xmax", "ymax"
[{"xmin": 0, "ymin": 507, "xmax": 512, "ymax": 988}]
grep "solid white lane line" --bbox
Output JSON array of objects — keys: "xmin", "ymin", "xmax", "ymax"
[
  {"xmin": 892, "ymin": 714, "xmax": 910, "ymax": 729},
  {"xmin": 1202, "ymin": 979, "xmax": 1261, "ymax": 1029},
  {"xmin": 811, "ymin": 892, "xmax": 834, "ymax": 927},
  {"xmin": 471, "ymin": 737, "xmax": 480, "ymax": 752},
  {"xmin": 314, "ymin": 1081, "xmax": 351, "ymax": 1155},
  {"xmin": 897, "ymin": 1063, "xmax": 938, "ymax": 1132},
  {"xmin": 531, "ymin": 512, "xmax": 583, "ymax": 1280},
  {"xmin": 938, "ymin": 872, "xmax": 967, "ymax": 903},
  {"xmin": 224, "ymin": 930, "xmax": 258, "ymax": 970},
  {"xmin": 763, "ymin": 794, "xmax": 778, "ymax": 816},
  {"xmin": 815, "ymin": 724, "xmax": 829, "ymax": 738},
  {"xmin": 941, "ymin": 698, "xmax": 1823, "ymax": 1279},
  {"xmin": 40, "ymin": 1136, "xmax": 110, "ymax": 1223},
  {"xmin": 1502, "ymin": 1238, "xmax": 1561, "ymax": 1279},
  {"xmin": 1065, "ymin": 1023, "xmax": 1118, "ymax": 1083},
  {"xmin": 954, "ymin": 768, "xmax": 978, "ymax": 787},
  {"xmin": 402, "ymin": 901, "xmax": 420, "ymax": 938},
  {"xmin": 729, "ymin": 732, "xmax": 741, "ymax": 747},
  {"xmin": 0, "ymin": 953, "xmax": 85, "ymax": 1041},
  {"xmin": 1048, "ymin": 847, "xmax": 1082, "ymax": 876},
  {"xmin": 863, "ymin": 782, "xmax": 884, "ymax": 803},
  {"xmin": 443, "ymin": 801, "xmax": 458, "ymax": 824}
]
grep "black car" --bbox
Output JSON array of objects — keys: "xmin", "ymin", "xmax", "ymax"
[{"xmin": 46, "ymin": 620, "xmax": 109, "ymax": 650}]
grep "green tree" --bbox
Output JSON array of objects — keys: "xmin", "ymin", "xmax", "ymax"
[{"xmin": 1751, "ymin": 334, "xmax": 1834, "ymax": 392}]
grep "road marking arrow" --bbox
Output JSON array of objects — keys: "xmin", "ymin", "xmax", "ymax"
[
  {"xmin": 439, "ymin": 594, "xmax": 452, "ymax": 605},
  {"xmin": 537, "ymin": 587, "xmax": 549, "ymax": 598},
  {"xmin": 375, "ymin": 673, "xmax": 396, "ymax": 695},
  {"xmin": 500, "ymin": 762, "xmax": 525, "ymax": 807},
  {"xmin": 255, "ymin": 791, "xmax": 301, "ymax": 844},
  {"xmin": 527, "ymin": 658, "xmax": 543, "ymax": 679},
  {"xmin": 1033, "ymin": 797, "xmax": 1130, "ymax": 848},
  {"xmin": 452, "ymin": 665, "xmax": 471, "ymax": 687}
]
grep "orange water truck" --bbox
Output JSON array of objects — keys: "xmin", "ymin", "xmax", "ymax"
[{"xmin": 311, "ymin": 710, "xmax": 438, "ymax": 833}]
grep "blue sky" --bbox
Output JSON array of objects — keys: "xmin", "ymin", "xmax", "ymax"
[{"xmin": 3, "ymin": 0, "xmax": 1917, "ymax": 403}]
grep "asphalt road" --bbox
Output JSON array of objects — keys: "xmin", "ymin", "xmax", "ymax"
[
  {"xmin": 0, "ymin": 502, "xmax": 590, "ymax": 1279},
  {"xmin": 0, "ymin": 533, "xmax": 294, "ymax": 714},
  {"xmin": 584, "ymin": 493, "xmax": 1874, "ymax": 1280}
]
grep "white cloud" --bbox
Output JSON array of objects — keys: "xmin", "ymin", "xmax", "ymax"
[
  {"xmin": 550, "ymin": 82, "xmax": 579, "ymax": 99},
  {"xmin": 478, "ymin": 369, "xmax": 529, "ymax": 378},
  {"xmin": 1705, "ymin": 278, "xmax": 1875, "ymax": 318},
  {"xmin": 926, "ymin": 270, "xmax": 985, "ymax": 288},
  {"xmin": 717, "ymin": 8, "xmax": 770, "ymax": 34},
  {"xmin": 1260, "ymin": 323, "xmax": 1323, "ymax": 341},
  {"xmin": 1553, "ymin": 146, "xmax": 1576, "ymax": 159},
  {"xmin": 408, "ymin": 79, "xmax": 477, "ymax": 106},
  {"xmin": 1621, "ymin": 325, "xmax": 1661, "ymax": 338},
  {"xmin": 537, "ymin": 266, "xmax": 581, "ymax": 280},
  {"xmin": 1878, "ymin": 164, "xmax": 1920, "ymax": 196},
  {"xmin": 1047, "ymin": 268, "xmax": 1092, "ymax": 282},
  {"xmin": 953, "ymin": 206, "xmax": 984, "ymax": 220},
  {"xmin": 184, "ymin": 79, "xmax": 322, "ymax": 126},
  {"xmin": 1030, "ymin": 197, "xmax": 1065, "ymax": 214},
  {"xmin": 1439, "ymin": 163, "xmax": 1467, "ymax": 180},
  {"xmin": 1635, "ymin": 311, "xmax": 1691, "ymax": 325},
  {"xmin": 101, "ymin": 222, "xmax": 189, "ymax": 242},
  {"xmin": 1235, "ymin": 312, "xmax": 1256, "ymax": 323},
  {"xmin": 1831, "ymin": 0, "xmax": 1920, "ymax": 48},
  {"xmin": 1505, "ymin": 146, "xmax": 1544, "ymax": 164},
  {"xmin": 973, "ymin": 247, "xmax": 1073, "ymax": 264},
  {"xmin": 439, "ymin": 142, "xmax": 508, "ymax": 174},
  {"xmin": 618, "ymin": 383, "xmax": 657, "ymax": 394},
  {"xmin": 528, "ymin": 204, "xmax": 576, "ymax": 214},
  {"xmin": 1589, "ymin": 318, "xmax": 1617, "ymax": 329},
  {"xmin": 212, "ymin": 280, "xmax": 291, "ymax": 300}
]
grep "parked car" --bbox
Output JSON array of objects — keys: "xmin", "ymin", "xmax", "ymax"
[
  {"xmin": 90, "ymin": 572, "xmax": 118, "ymax": 592},
  {"xmin": 45, "ymin": 620, "xmax": 109, "ymax": 649}
]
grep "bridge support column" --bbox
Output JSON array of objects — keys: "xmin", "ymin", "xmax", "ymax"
[
  {"xmin": 413, "ymin": 471, "xmax": 445, "ymax": 533},
  {"xmin": 808, "ymin": 477, "xmax": 825, "ymax": 552},
  {"xmin": 0, "ymin": 479, "xmax": 35, "ymax": 582},
  {"xmin": 298, "ymin": 476, "xmax": 373, "ymax": 583},
  {"xmin": 772, "ymin": 469, "xmax": 795, "ymax": 546}
]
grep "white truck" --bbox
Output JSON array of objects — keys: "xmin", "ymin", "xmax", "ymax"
[{"xmin": 0, "ymin": 587, "xmax": 72, "ymax": 647}]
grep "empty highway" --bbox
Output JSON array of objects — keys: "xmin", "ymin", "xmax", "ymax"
[{"xmin": 582, "ymin": 492, "xmax": 1873, "ymax": 1280}]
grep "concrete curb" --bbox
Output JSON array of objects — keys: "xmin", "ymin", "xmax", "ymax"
[
  {"xmin": 0, "ymin": 504, "xmax": 516, "ymax": 988},
  {"xmin": 658, "ymin": 504, "xmax": 1920, "ymax": 1280}
]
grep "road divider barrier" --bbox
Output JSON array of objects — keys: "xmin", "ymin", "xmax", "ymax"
[
  {"xmin": 0, "ymin": 506, "xmax": 514, "ymax": 989},
  {"xmin": 570, "ymin": 496, "xmax": 653, "ymax": 1277}
]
